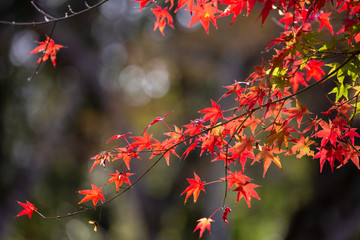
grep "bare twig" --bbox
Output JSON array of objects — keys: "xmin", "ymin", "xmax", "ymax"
[{"xmin": 0, "ymin": 0, "xmax": 110, "ymax": 26}]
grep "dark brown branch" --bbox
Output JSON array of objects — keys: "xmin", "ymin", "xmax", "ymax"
[{"xmin": 0, "ymin": 0, "xmax": 109, "ymax": 26}]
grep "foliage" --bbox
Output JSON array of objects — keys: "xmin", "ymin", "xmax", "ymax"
[{"xmin": 6, "ymin": 0, "xmax": 360, "ymax": 238}]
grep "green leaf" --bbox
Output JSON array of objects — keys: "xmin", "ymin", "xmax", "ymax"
[{"xmin": 329, "ymin": 82, "xmax": 351, "ymax": 102}]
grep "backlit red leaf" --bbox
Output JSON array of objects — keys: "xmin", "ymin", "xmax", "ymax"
[
  {"xmin": 181, "ymin": 172, "xmax": 206, "ymax": 203},
  {"xmin": 233, "ymin": 182, "xmax": 261, "ymax": 208},
  {"xmin": 106, "ymin": 170, "xmax": 134, "ymax": 193},
  {"xmin": 193, "ymin": 217, "xmax": 214, "ymax": 238},
  {"xmin": 16, "ymin": 201, "xmax": 37, "ymax": 219},
  {"xmin": 151, "ymin": 6, "xmax": 174, "ymax": 36},
  {"xmin": 78, "ymin": 183, "xmax": 105, "ymax": 206},
  {"xmin": 187, "ymin": 2, "xmax": 222, "ymax": 34},
  {"xmin": 199, "ymin": 99, "xmax": 224, "ymax": 125},
  {"xmin": 30, "ymin": 37, "xmax": 64, "ymax": 66}
]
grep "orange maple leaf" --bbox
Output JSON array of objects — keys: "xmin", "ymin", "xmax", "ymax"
[
  {"xmin": 150, "ymin": 138, "xmax": 179, "ymax": 166},
  {"xmin": 193, "ymin": 217, "xmax": 214, "ymax": 238},
  {"xmin": 164, "ymin": 125, "xmax": 185, "ymax": 145},
  {"xmin": 113, "ymin": 147, "xmax": 139, "ymax": 170},
  {"xmin": 30, "ymin": 36, "xmax": 64, "ymax": 66},
  {"xmin": 106, "ymin": 170, "xmax": 134, "ymax": 193},
  {"xmin": 89, "ymin": 151, "xmax": 112, "ymax": 173},
  {"xmin": 187, "ymin": 3, "xmax": 222, "ymax": 34},
  {"xmin": 223, "ymin": 170, "xmax": 251, "ymax": 190},
  {"xmin": 151, "ymin": 6, "xmax": 174, "ymax": 36},
  {"xmin": 254, "ymin": 146, "xmax": 284, "ymax": 177},
  {"xmin": 287, "ymin": 135, "xmax": 316, "ymax": 158},
  {"xmin": 16, "ymin": 201, "xmax": 37, "ymax": 219},
  {"xmin": 199, "ymin": 99, "xmax": 224, "ymax": 125},
  {"xmin": 131, "ymin": 132, "xmax": 154, "ymax": 152},
  {"xmin": 267, "ymin": 120, "xmax": 297, "ymax": 149},
  {"xmin": 284, "ymin": 100, "xmax": 311, "ymax": 128},
  {"xmin": 78, "ymin": 183, "xmax": 105, "ymax": 206},
  {"xmin": 233, "ymin": 182, "xmax": 261, "ymax": 208},
  {"xmin": 181, "ymin": 172, "xmax": 205, "ymax": 203}
]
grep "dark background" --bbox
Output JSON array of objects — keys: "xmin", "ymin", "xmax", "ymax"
[{"xmin": 0, "ymin": 0, "xmax": 359, "ymax": 239}]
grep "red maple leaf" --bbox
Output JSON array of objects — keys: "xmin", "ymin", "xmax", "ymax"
[
  {"xmin": 78, "ymin": 183, "xmax": 105, "ymax": 206},
  {"xmin": 193, "ymin": 217, "xmax": 214, "ymax": 238},
  {"xmin": 187, "ymin": 2, "xmax": 222, "ymax": 34},
  {"xmin": 199, "ymin": 99, "xmax": 224, "ymax": 125},
  {"xmin": 184, "ymin": 119, "xmax": 205, "ymax": 139},
  {"xmin": 254, "ymin": 146, "xmax": 284, "ymax": 177},
  {"xmin": 113, "ymin": 147, "xmax": 139, "ymax": 170},
  {"xmin": 314, "ymin": 146, "xmax": 344, "ymax": 172},
  {"xmin": 30, "ymin": 37, "xmax": 64, "ymax": 66},
  {"xmin": 143, "ymin": 112, "xmax": 172, "ymax": 134},
  {"xmin": 283, "ymin": 100, "xmax": 311, "ymax": 127},
  {"xmin": 151, "ymin": 6, "xmax": 174, "ymax": 36},
  {"xmin": 220, "ymin": 80, "xmax": 246, "ymax": 100},
  {"xmin": 199, "ymin": 132, "xmax": 223, "ymax": 157},
  {"xmin": 106, "ymin": 132, "xmax": 131, "ymax": 144},
  {"xmin": 106, "ymin": 170, "xmax": 134, "ymax": 193},
  {"xmin": 258, "ymin": 0, "xmax": 273, "ymax": 26},
  {"xmin": 332, "ymin": 100, "xmax": 352, "ymax": 118},
  {"xmin": 304, "ymin": 59, "xmax": 325, "ymax": 81},
  {"xmin": 16, "ymin": 201, "xmax": 37, "ymax": 219},
  {"xmin": 233, "ymin": 182, "xmax": 261, "ymax": 208},
  {"xmin": 344, "ymin": 127, "xmax": 360, "ymax": 145},
  {"xmin": 181, "ymin": 172, "xmax": 206, "ymax": 203},
  {"xmin": 240, "ymin": 85, "xmax": 267, "ymax": 110},
  {"xmin": 289, "ymin": 71, "xmax": 307, "ymax": 93},
  {"xmin": 223, "ymin": 115, "xmax": 246, "ymax": 136},
  {"xmin": 318, "ymin": 12, "xmax": 334, "ymax": 35},
  {"xmin": 131, "ymin": 132, "xmax": 154, "ymax": 152},
  {"xmin": 219, "ymin": 0, "xmax": 246, "ymax": 24},
  {"xmin": 212, "ymin": 150, "xmax": 237, "ymax": 166},
  {"xmin": 150, "ymin": 138, "xmax": 179, "ymax": 165},
  {"xmin": 266, "ymin": 120, "xmax": 297, "ymax": 149},
  {"xmin": 181, "ymin": 139, "xmax": 199, "ymax": 159},
  {"xmin": 339, "ymin": 142, "xmax": 360, "ymax": 169},
  {"xmin": 89, "ymin": 151, "xmax": 112, "ymax": 173},
  {"xmin": 313, "ymin": 120, "xmax": 341, "ymax": 147},
  {"xmin": 244, "ymin": 115, "xmax": 262, "ymax": 135},
  {"xmin": 278, "ymin": 12, "xmax": 294, "ymax": 30},
  {"xmin": 164, "ymin": 125, "xmax": 185, "ymax": 145},
  {"xmin": 223, "ymin": 170, "xmax": 251, "ymax": 190}
]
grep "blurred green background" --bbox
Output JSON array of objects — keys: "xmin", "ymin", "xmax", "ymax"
[{"xmin": 1, "ymin": 0, "xmax": 360, "ymax": 239}]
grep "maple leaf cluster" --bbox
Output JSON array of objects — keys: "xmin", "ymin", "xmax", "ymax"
[
  {"xmin": 17, "ymin": 0, "xmax": 360, "ymax": 238},
  {"xmin": 130, "ymin": 0, "xmax": 360, "ymax": 37}
]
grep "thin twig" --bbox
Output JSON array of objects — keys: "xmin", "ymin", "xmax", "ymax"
[
  {"xmin": 31, "ymin": 1, "xmax": 56, "ymax": 20},
  {"xmin": 0, "ymin": 0, "xmax": 110, "ymax": 26}
]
